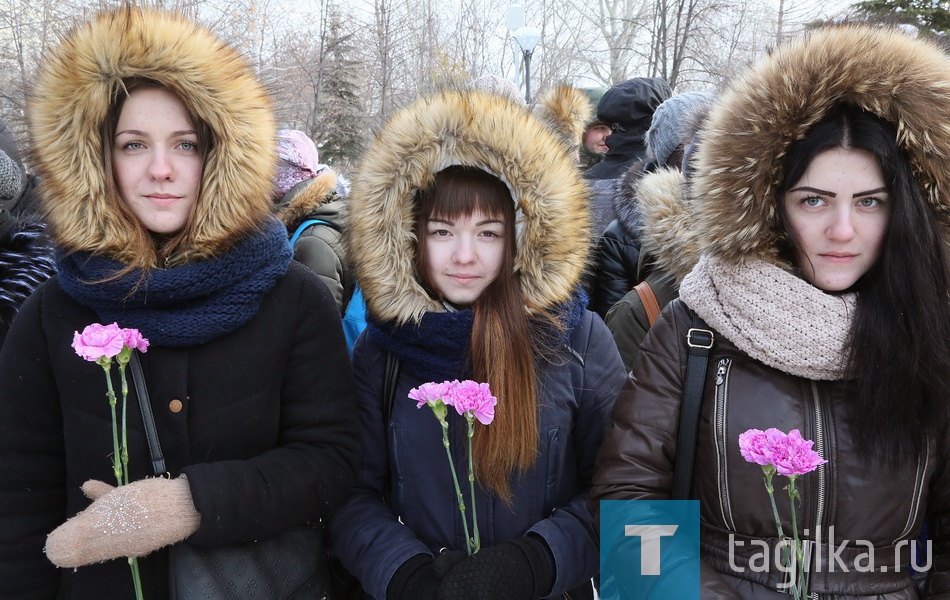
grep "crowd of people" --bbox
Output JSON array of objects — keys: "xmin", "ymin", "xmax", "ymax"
[{"xmin": 1, "ymin": 5, "xmax": 949, "ymax": 600}]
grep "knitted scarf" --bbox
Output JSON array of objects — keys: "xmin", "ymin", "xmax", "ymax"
[
  {"xmin": 678, "ymin": 254, "xmax": 856, "ymax": 380},
  {"xmin": 368, "ymin": 291, "xmax": 589, "ymax": 383},
  {"xmin": 57, "ymin": 218, "xmax": 292, "ymax": 347}
]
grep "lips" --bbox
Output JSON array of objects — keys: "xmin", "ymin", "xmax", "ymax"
[
  {"xmin": 819, "ymin": 253, "xmax": 857, "ymax": 263},
  {"xmin": 145, "ymin": 194, "xmax": 180, "ymax": 206}
]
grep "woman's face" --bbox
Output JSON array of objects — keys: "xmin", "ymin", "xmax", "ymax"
[
  {"xmin": 782, "ymin": 146, "xmax": 890, "ymax": 292},
  {"xmin": 424, "ymin": 209, "xmax": 506, "ymax": 308},
  {"xmin": 112, "ymin": 86, "xmax": 204, "ymax": 235}
]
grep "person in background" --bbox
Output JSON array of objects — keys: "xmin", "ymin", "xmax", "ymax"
[
  {"xmin": 579, "ymin": 87, "xmax": 609, "ymax": 171},
  {"xmin": 274, "ymin": 128, "xmax": 353, "ymax": 314},
  {"xmin": 0, "ymin": 120, "xmax": 41, "ymax": 218},
  {"xmin": 0, "ymin": 8, "xmax": 360, "ymax": 598},
  {"xmin": 328, "ymin": 86, "xmax": 625, "ymax": 600},
  {"xmin": 583, "ymin": 77, "xmax": 670, "ymax": 237},
  {"xmin": 0, "ymin": 208, "xmax": 55, "ymax": 347},
  {"xmin": 591, "ymin": 25, "xmax": 950, "ymax": 598},
  {"xmin": 590, "ymin": 92, "xmax": 713, "ymax": 318},
  {"xmin": 602, "ymin": 110, "xmax": 708, "ymax": 372}
]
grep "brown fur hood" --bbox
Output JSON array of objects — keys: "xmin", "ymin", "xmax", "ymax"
[
  {"xmin": 637, "ymin": 168, "xmax": 701, "ymax": 283},
  {"xmin": 28, "ymin": 8, "xmax": 275, "ymax": 265},
  {"xmin": 348, "ymin": 88, "xmax": 591, "ymax": 325},
  {"xmin": 275, "ymin": 171, "xmax": 342, "ymax": 228},
  {"xmin": 693, "ymin": 25, "xmax": 950, "ymax": 266}
]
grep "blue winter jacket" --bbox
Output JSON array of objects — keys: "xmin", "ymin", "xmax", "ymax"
[{"xmin": 328, "ymin": 309, "xmax": 626, "ymax": 599}]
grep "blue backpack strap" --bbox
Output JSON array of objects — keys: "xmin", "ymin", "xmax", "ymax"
[{"xmin": 289, "ymin": 218, "xmax": 330, "ymax": 248}]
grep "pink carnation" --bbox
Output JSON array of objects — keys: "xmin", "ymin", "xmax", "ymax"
[
  {"xmin": 122, "ymin": 328, "xmax": 150, "ymax": 353},
  {"xmin": 738, "ymin": 428, "xmax": 786, "ymax": 466},
  {"xmin": 72, "ymin": 323, "xmax": 126, "ymax": 362},
  {"xmin": 769, "ymin": 429, "xmax": 827, "ymax": 476},
  {"xmin": 447, "ymin": 380, "xmax": 496, "ymax": 425},
  {"xmin": 408, "ymin": 381, "xmax": 457, "ymax": 408}
]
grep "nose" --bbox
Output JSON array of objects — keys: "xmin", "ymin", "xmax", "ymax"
[
  {"xmin": 827, "ymin": 206, "xmax": 856, "ymax": 241},
  {"xmin": 452, "ymin": 236, "xmax": 476, "ymax": 264},
  {"xmin": 148, "ymin": 149, "xmax": 174, "ymax": 181}
]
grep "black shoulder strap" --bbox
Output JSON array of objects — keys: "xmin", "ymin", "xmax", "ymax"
[
  {"xmin": 130, "ymin": 352, "xmax": 167, "ymax": 477},
  {"xmin": 382, "ymin": 351, "xmax": 401, "ymax": 424},
  {"xmin": 671, "ymin": 311, "xmax": 713, "ymax": 500}
]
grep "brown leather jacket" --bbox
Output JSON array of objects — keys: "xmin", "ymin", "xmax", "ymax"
[{"xmin": 591, "ymin": 299, "xmax": 950, "ymax": 599}]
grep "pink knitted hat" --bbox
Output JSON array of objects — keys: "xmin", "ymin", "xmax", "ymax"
[{"xmin": 274, "ymin": 129, "xmax": 321, "ymax": 198}]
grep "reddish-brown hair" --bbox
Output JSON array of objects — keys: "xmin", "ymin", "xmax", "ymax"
[{"xmin": 415, "ymin": 165, "xmax": 538, "ymax": 501}]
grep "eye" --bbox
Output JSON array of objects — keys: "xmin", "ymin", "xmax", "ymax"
[
  {"xmin": 177, "ymin": 140, "xmax": 199, "ymax": 152},
  {"xmin": 122, "ymin": 141, "xmax": 145, "ymax": 151},
  {"xmin": 802, "ymin": 196, "xmax": 825, "ymax": 207},
  {"xmin": 479, "ymin": 230, "xmax": 500, "ymax": 238},
  {"xmin": 857, "ymin": 197, "xmax": 881, "ymax": 208},
  {"xmin": 429, "ymin": 229, "xmax": 450, "ymax": 237}
]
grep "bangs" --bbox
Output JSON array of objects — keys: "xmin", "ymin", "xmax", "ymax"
[{"xmin": 419, "ymin": 165, "xmax": 514, "ymax": 222}]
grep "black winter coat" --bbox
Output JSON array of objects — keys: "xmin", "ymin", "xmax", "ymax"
[{"xmin": 0, "ymin": 263, "xmax": 361, "ymax": 600}]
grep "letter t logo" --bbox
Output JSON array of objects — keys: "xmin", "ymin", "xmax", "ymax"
[{"xmin": 625, "ymin": 525, "xmax": 678, "ymax": 575}]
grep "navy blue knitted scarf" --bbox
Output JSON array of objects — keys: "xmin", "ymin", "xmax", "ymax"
[
  {"xmin": 56, "ymin": 218, "xmax": 292, "ymax": 347},
  {"xmin": 368, "ymin": 290, "xmax": 588, "ymax": 383}
]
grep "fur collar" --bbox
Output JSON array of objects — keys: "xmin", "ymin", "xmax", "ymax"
[
  {"xmin": 693, "ymin": 25, "xmax": 950, "ymax": 266},
  {"xmin": 276, "ymin": 171, "xmax": 341, "ymax": 227},
  {"xmin": 636, "ymin": 168, "xmax": 701, "ymax": 283},
  {"xmin": 28, "ymin": 8, "xmax": 275, "ymax": 265},
  {"xmin": 348, "ymin": 88, "xmax": 591, "ymax": 325}
]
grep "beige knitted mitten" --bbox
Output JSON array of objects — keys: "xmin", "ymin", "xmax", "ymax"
[{"xmin": 45, "ymin": 476, "xmax": 201, "ymax": 568}]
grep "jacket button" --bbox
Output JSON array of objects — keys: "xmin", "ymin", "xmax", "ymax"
[{"xmin": 169, "ymin": 399, "xmax": 183, "ymax": 413}]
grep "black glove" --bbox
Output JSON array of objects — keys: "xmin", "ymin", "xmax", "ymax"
[
  {"xmin": 387, "ymin": 554, "xmax": 440, "ymax": 600},
  {"xmin": 435, "ymin": 536, "xmax": 555, "ymax": 600}
]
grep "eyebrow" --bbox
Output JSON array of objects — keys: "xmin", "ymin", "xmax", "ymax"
[
  {"xmin": 115, "ymin": 129, "xmax": 198, "ymax": 138},
  {"xmin": 788, "ymin": 186, "xmax": 888, "ymax": 198},
  {"xmin": 428, "ymin": 217, "xmax": 504, "ymax": 226}
]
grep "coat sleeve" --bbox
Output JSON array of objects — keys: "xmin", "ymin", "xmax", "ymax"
[
  {"xmin": 293, "ymin": 228, "xmax": 345, "ymax": 314},
  {"xmin": 590, "ymin": 223, "xmax": 640, "ymax": 319},
  {"xmin": 0, "ymin": 285, "xmax": 65, "ymax": 599},
  {"xmin": 527, "ymin": 312, "xmax": 627, "ymax": 597},
  {"xmin": 327, "ymin": 335, "xmax": 432, "ymax": 600},
  {"xmin": 590, "ymin": 299, "xmax": 740, "ymax": 599},
  {"xmin": 925, "ymin": 433, "xmax": 950, "ymax": 598},
  {"xmin": 604, "ymin": 289, "xmax": 651, "ymax": 374}
]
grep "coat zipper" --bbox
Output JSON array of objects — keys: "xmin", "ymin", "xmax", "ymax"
[
  {"xmin": 809, "ymin": 381, "xmax": 828, "ymax": 600},
  {"xmin": 714, "ymin": 358, "xmax": 736, "ymax": 530}
]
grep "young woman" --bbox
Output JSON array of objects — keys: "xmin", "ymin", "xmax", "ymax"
[
  {"xmin": 0, "ymin": 8, "xmax": 359, "ymax": 598},
  {"xmin": 328, "ymin": 88, "xmax": 627, "ymax": 600},
  {"xmin": 591, "ymin": 25, "xmax": 950, "ymax": 598}
]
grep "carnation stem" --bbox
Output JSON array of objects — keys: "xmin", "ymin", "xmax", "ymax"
[
  {"xmin": 102, "ymin": 363, "xmax": 123, "ymax": 486},
  {"xmin": 129, "ymin": 556, "xmax": 144, "ymax": 600},
  {"xmin": 118, "ymin": 362, "xmax": 130, "ymax": 486},
  {"xmin": 441, "ymin": 418, "xmax": 472, "ymax": 555},
  {"xmin": 762, "ymin": 467, "xmax": 785, "ymax": 540},
  {"xmin": 466, "ymin": 415, "xmax": 480, "ymax": 554},
  {"xmin": 788, "ymin": 476, "xmax": 804, "ymax": 599}
]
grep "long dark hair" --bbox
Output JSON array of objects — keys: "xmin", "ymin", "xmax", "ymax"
[
  {"xmin": 415, "ymin": 165, "xmax": 538, "ymax": 501},
  {"xmin": 778, "ymin": 104, "xmax": 950, "ymax": 465}
]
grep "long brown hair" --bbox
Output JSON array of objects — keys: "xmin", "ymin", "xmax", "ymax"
[{"xmin": 415, "ymin": 165, "xmax": 538, "ymax": 502}]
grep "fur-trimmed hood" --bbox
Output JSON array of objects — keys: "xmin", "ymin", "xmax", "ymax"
[
  {"xmin": 28, "ymin": 8, "xmax": 275, "ymax": 266},
  {"xmin": 275, "ymin": 171, "xmax": 344, "ymax": 229},
  {"xmin": 348, "ymin": 88, "xmax": 591, "ymax": 325},
  {"xmin": 693, "ymin": 25, "xmax": 950, "ymax": 265},
  {"xmin": 636, "ymin": 168, "xmax": 701, "ymax": 283}
]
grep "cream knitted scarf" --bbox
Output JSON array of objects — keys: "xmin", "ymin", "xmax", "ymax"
[{"xmin": 678, "ymin": 254, "xmax": 856, "ymax": 380}]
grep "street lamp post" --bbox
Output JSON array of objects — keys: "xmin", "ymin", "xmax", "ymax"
[{"xmin": 513, "ymin": 26, "xmax": 541, "ymax": 103}]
